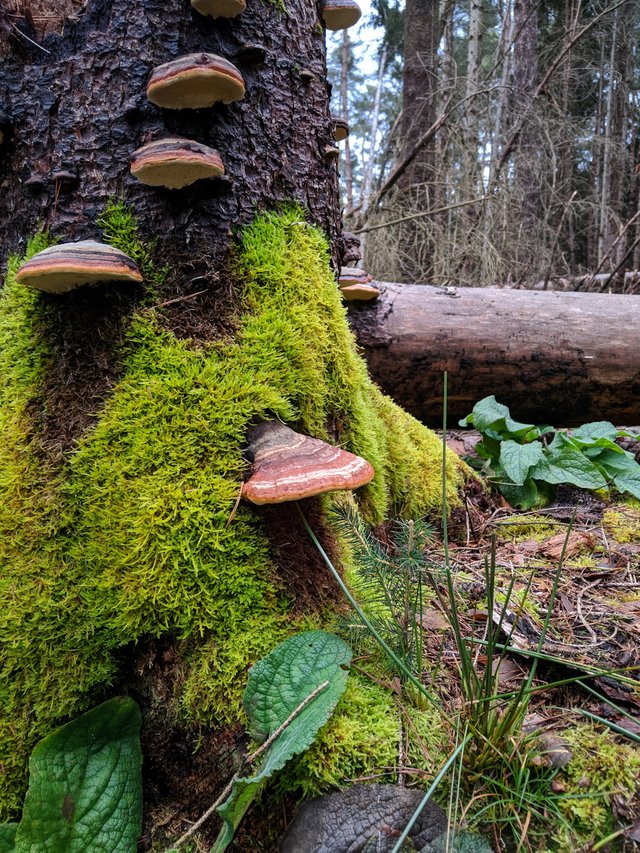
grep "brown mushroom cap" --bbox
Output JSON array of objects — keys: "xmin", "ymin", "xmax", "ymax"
[
  {"xmin": 15, "ymin": 241, "xmax": 143, "ymax": 294},
  {"xmin": 191, "ymin": 0, "xmax": 246, "ymax": 17},
  {"xmin": 322, "ymin": 0, "xmax": 362, "ymax": 30},
  {"xmin": 130, "ymin": 137, "xmax": 224, "ymax": 188},
  {"xmin": 340, "ymin": 283, "xmax": 380, "ymax": 301},
  {"xmin": 241, "ymin": 421, "xmax": 375, "ymax": 504},
  {"xmin": 147, "ymin": 54, "xmax": 245, "ymax": 109},
  {"xmin": 332, "ymin": 117, "xmax": 350, "ymax": 142},
  {"xmin": 338, "ymin": 266, "xmax": 373, "ymax": 288}
]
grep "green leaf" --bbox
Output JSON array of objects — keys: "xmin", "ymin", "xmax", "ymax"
[
  {"xmin": 459, "ymin": 396, "xmax": 534, "ymax": 438},
  {"xmin": 612, "ymin": 469, "xmax": 640, "ymax": 500},
  {"xmin": 499, "ymin": 440, "xmax": 546, "ymax": 485},
  {"xmin": 531, "ymin": 447, "xmax": 608, "ymax": 490},
  {"xmin": 571, "ymin": 421, "xmax": 618, "ymax": 442},
  {"xmin": 213, "ymin": 631, "xmax": 351, "ymax": 853},
  {"xmin": 0, "ymin": 825, "xmax": 17, "ymax": 852},
  {"xmin": 499, "ymin": 478, "xmax": 540, "ymax": 510},
  {"xmin": 14, "ymin": 698, "xmax": 142, "ymax": 853},
  {"xmin": 595, "ymin": 448, "xmax": 639, "ymax": 475}
]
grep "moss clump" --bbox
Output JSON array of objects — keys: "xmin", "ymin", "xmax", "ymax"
[
  {"xmin": 603, "ymin": 506, "xmax": 640, "ymax": 545},
  {"xmin": 0, "ymin": 206, "xmax": 462, "ymax": 817},
  {"xmin": 552, "ymin": 724, "xmax": 640, "ymax": 849},
  {"xmin": 493, "ymin": 515, "xmax": 566, "ymax": 543}
]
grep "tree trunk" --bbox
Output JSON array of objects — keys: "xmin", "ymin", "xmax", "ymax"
[
  {"xmin": 340, "ymin": 28, "xmax": 354, "ymax": 214},
  {"xmin": 0, "ymin": 0, "xmax": 341, "ymax": 265},
  {"xmin": 394, "ymin": 0, "xmax": 439, "ymax": 282},
  {"xmin": 348, "ymin": 283, "xmax": 640, "ymax": 427},
  {"xmin": 0, "ymin": 0, "xmax": 461, "ymax": 845}
]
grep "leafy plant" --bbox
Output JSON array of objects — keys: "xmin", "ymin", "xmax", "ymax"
[
  {"xmin": 459, "ymin": 395, "xmax": 640, "ymax": 508},
  {"xmin": 170, "ymin": 630, "xmax": 351, "ymax": 852},
  {"xmin": 0, "ymin": 698, "xmax": 142, "ymax": 853}
]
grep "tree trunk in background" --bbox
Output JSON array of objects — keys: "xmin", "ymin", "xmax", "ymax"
[
  {"xmin": 511, "ymin": 0, "xmax": 539, "ymax": 275},
  {"xmin": 341, "ymin": 28, "xmax": 354, "ymax": 214},
  {"xmin": 349, "ymin": 283, "xmax": 640, "ymax": 427},
  {"xmin": 395, "ymin": 0, "xmax": 439, "ymax": 282}
]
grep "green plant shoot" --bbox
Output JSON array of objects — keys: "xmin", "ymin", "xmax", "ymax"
[{"xmin": 460, "ymin": 396, "xmax": 640, "ymax": 508}]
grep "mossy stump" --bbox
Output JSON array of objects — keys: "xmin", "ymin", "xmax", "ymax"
[{"xmin": 0, "ymin": 206, "xmax": 464, "ymax": 835}]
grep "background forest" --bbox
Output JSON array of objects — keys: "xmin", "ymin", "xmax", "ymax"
[{"xmin": 329, "ymin": 0, "xmax": 640, "ymax": 291}]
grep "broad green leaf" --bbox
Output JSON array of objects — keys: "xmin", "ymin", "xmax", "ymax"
[
  {"xmin": 499, "ymin": 478, "xmax": 540, "ymax": 510},
  {"xmin": 213, "ymin": 631, "xmax": 351, "ymax": 853},
  {"xmin": 571, "ymin": 421, "xmax": 617, "ymax": 442},
  {"xmin": 499, "ymin": 440, "xmax": 546, "ymax": 485},
  {"xmin": 14, "ymin": 698, "xmax": 142, "ymax": 853},
  {"xmin": 0, "ymin": 825, "xmax": 17, "ymax": 852},
  {"xmin": 459, "ymin": 396, "xmax": 534, "ymax": 438},
  {"xmin": 581, "ymin": 438, "xmax": 625, "ymax": 458},
  {"xmin": 595, "ymin": 448, "xmax": 639, "ymax": 475},
  {"xmin": 613, "ymin": 470, "xmax": 640, "ymax": 500},
  {"xmin": 531, "ymin": 447, "xmax": 607, "ymax": 490},
  {"xmin": 424, "ymin": 830, "xmax": 494, "ymax": 852}
]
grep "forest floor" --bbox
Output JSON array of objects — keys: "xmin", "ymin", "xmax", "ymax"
[{"xmin": 431, "ymin": 430, "xmax": 640, "ymax": 851}]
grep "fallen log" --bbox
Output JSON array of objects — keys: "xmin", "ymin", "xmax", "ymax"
[{"xmin": 348, "ymin": 283, "xmax": 640, "ymax": 428}]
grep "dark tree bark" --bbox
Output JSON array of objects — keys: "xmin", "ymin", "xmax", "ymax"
[
  {"xmin": 0, "ymin": 0, "xmax": 345, "ymax": 451},
  {"xmin": 0, "ymin": 0, "xmax": 341, "ymax": 268},
  {"xmin": 348, "ymin": 283, "xmax": 640, "ymax": 427}
]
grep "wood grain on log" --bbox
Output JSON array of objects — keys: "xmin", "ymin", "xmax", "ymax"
[{"xmin": 348, "ymin": 283, "xmax": 640, "ymax": 427}]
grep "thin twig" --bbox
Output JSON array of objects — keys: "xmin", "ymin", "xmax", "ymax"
[
  {"xmin": 155, "ymin": 289, "xmax": 208, "ymax": 309},
  {"xmin": 169, "ymin": 680, "xmax": 330, "ymax": 849},
  {"xmin": 354, "ymin": 197, "xmax": 489, "ymax": 235},
  {"xmin": 11, "ymin": 22, "xmax": 50, "ymax": 53}
]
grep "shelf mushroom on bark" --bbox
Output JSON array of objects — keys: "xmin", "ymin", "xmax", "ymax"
[
  {"xmin": 241, "ymin": 421, "xmax": 375, "ymax": 505},
  {"xmin": 191, "ymin": 0, "xmax": 246, "ymax": 18},
  {"xmin": 15, "ymin": 241, "xmax": 143, "ymax": 294},
  {"xmin": 130, "ymin": 138, "xmax": 225, "ymax": 188},
  {"xmin": 147, "ymin": 54, "xmax": 246, "ymax": 109},
  {"xmin": 338, "ymin": 267, "xmax": 380, "ymax": 301},
  {"xmin": 332, "ymin": 117, "xmax": 350, "ymax": 142},
  {"xmin": 322, "ymin": 0, "xmax": 362, "ymax": 30}
]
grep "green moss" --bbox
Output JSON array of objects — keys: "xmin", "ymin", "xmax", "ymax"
[
  {"xmin": 0, "ymin": 206, "xmax": 462, "ymax": 817},
  {"xmin": 96, "ymin": 198, "xmax": 168, "ymax": 289},
  {"xmin": 493, "ymin": 515, "xmax": 565, "ymax": 543},
  {"xmin": 603, "ymin": 506, "xmax": 640, "ymax": 545},
  {"xmin": 552, "ymin": 724, "xmax": 640, "ymax": 849},
  {"xmin": 182, "ymin": 613, "xmax": 320, "ymax": 726}
]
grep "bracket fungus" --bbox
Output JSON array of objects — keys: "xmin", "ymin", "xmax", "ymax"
[
  {"xmin": 130, "ymin": 137, "xmax": 224, "ymax": 188},
  {"xmin": 323, "ymin": 145, "xmax": 340, "ymax": 163},
  {"xmin": 332, "ymin": 117, "xmax": 350, "ymax": 141},
  {"xmin": 339, "ymin": 283, "xmax": 380, "ymax": 301},
  {"xmin": 338, "ymin": 267, "xmax": 373, "ymax": 288},
  {"xmin": 322, "ymin": 0, "xmax": 362, "ymax": 30},
  {"xmin": 147, "ymin": 54, "xmax": 245, "ymax": 109},
  {"xmin": 191, "ymin": 0, "xmax": 246, "ymax": 17},
  {"xmin": 15, "ymin": 241, "xmax": 143, "ymax": 293},
  {"xmin": 241, "ymin": 421, "xmax": 375, "ymax": 505}
]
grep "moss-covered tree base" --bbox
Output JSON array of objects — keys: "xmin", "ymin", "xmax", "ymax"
[{"xmin": 0, "ymin": 206, "xmax": 464, "ymax": 822}]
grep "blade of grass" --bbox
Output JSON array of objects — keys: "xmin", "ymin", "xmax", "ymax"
[{"xmin": 390, "ymin": 735, "xmax": 471, "ymax": 853}]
